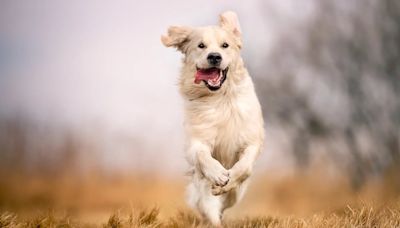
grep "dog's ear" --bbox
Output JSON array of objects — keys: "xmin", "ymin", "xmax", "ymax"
[
  {"xmin": 219, "ymin": 11, "xmax": 242, "ymax": 48},
  {"xmin": 161, "ymin": 26, "xmax": 192, "ymax": 53}
]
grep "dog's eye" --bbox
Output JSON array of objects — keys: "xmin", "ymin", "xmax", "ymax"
[
  {"xmin": 198, "ymin": 43, "xmax": 206, "ymax": 49},
  {"xmin": 222, "ymin": 42, "xmax": 229, "ymax": 48}
]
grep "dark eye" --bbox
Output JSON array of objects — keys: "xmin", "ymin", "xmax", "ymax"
[
  {"xmin": 198, "ymin": 42, "xmax": 205, "ymax": 49},
  {"xmin": 222, "ymin": 42, "xmax": 229, "ymax": 48}
]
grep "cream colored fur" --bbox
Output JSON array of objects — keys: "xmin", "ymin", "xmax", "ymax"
[{"xmin": 162, "ymin": 11, "xmax": 264, "ymax": 226}]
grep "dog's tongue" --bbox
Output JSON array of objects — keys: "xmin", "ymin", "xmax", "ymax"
[{"xmin": 194, "ymin": 68, "xmax": 219, "ymax": 84}]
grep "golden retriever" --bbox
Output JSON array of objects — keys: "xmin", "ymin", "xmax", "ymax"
[{"xmin": 161, "ymin": 11, "xmax": 264, "ymax": 226}]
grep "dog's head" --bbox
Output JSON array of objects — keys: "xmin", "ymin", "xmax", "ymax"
[{"xmin": 161, "ymin": 11, "xmax": 243, "ymax": 93}]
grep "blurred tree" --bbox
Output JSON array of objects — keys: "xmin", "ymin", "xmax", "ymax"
[{"xmin": 253, "ymin": 0, "xmax": 400, "ymax": 189}]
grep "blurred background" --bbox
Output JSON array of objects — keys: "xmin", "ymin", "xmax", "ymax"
[{"xmin": 0, "ymin": 0, "xmax": 399, "ymax": 223}]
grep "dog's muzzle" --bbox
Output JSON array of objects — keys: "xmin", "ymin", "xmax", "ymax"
[{"xmin": 194, "ymin": 67, "xmax": 228, "ymax": 91}]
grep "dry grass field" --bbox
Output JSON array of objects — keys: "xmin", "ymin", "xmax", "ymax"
[
  {"xmin": 1, "ymin": 204, "xmax": 400, "ymax": 228},
  {"xmin": 1, "ymin": 171, "xmax": 400, "ymax": 227}
]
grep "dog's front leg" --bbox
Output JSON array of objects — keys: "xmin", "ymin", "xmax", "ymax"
[
  {"xmin": 187, "ymin": 140, "xmax": 230, "ymax": 187},
  {"xmin": 212, "ymin": 144, "xmax": 260, "ymax": 195}
]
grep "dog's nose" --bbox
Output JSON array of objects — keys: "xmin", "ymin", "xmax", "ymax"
[{"xmin": 207, "ymin": 52, "xmax": 222, "ymax": 66}]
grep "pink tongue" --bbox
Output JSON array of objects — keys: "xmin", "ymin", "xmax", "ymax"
[{"xmin": 194, "ymin": 68, "xmax": 219, "ymax": 84}]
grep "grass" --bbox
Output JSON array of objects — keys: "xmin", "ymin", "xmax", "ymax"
[
  {"xmin": 1, "ymin": 172, "xmax": 400, "ymax": 227},
  {"xmin": 1, "ymin": 203, "xmax": 400, "ymax": 227}
]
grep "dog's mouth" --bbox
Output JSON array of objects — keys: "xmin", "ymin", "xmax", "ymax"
[{"xmin": 194, "ymin": 67, "xmax": 228, "ymax": 91}]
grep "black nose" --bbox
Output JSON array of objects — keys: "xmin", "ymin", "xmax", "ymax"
[{"xmin": 207, "ymin": 52, "xmax": 222, "ymax": 66}]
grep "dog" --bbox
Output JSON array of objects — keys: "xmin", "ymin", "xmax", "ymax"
[{"xmin": 161, "ymin": 11, "xmax": 264, "ymax": 226}]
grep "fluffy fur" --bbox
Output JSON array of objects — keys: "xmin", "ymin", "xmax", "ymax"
[{"xmin": 161, "ymin": 11, "xmax": 264, "ymax": 226}]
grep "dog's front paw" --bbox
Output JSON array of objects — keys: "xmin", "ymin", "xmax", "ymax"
[
  {"xmin": 211, "ymin": 185, "xmax": 226, "ymax": 195},
  {"xmin": 211, "ymin": 181, "xmax": 237, "ymax": 196},
  {"xmin": 203, "ymin": 162, "xmax": 230, "ymax": 187}
]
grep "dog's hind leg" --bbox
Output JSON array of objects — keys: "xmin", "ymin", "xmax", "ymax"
[
  {"xmin": 198, "ymin": 192, "xmax": 223, "ymax": 226},
  {"xmin": 222, "ymin": 178, "xmax": 250, "ymax": 212},
  {"xmin": 200, "ymin": 180, "xmax": 250, "ymax": 226},
  {"xmin": 187, "ymin": 173, "xmax": 223, "ymax": 226}
]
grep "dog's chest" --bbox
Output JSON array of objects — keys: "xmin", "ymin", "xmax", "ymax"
[
  {"xmin": 206, "ymin": 96, "xmax": 253, "ymax": 167},
  {"xmin": 186, "ymin": 92, "xmax": 257, "ymax": 167}
]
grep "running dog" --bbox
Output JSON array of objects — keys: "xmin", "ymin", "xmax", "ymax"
[{"xmin": 161, "ymin": 11, "xmax": 264, "ymax": 226}]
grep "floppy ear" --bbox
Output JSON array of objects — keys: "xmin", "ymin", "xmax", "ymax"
[
  {"xmin": 219, "ymin": 11, "xmax": 242, "ymax": 37},
  {"xmin": 219, "ymin": 11, "xmax": 242, "ymax": 48},
  {"xmin": 161, "ymin": 26, "xmax": 192, "ymax": 53}
]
